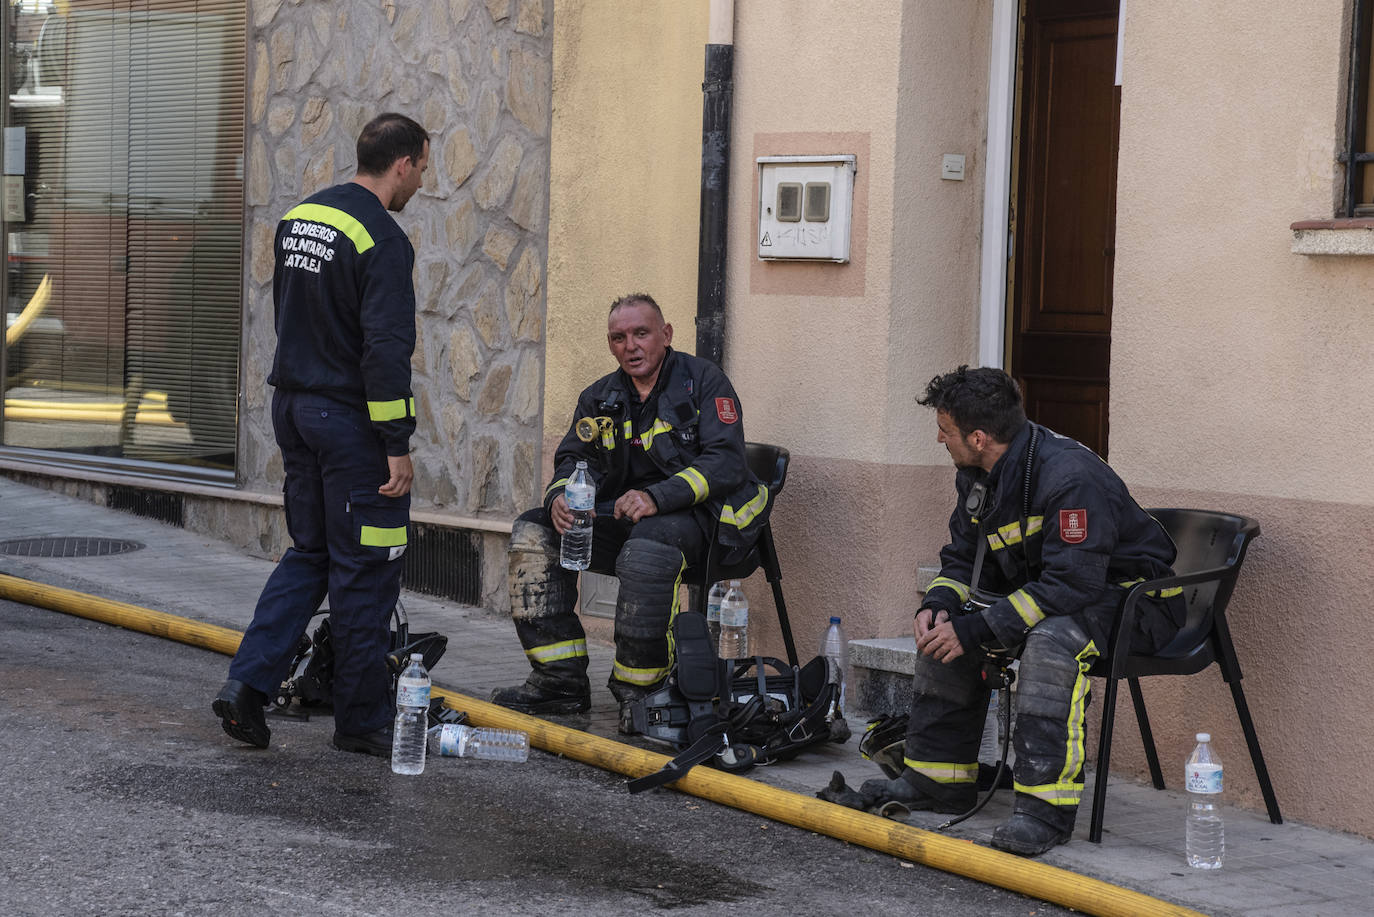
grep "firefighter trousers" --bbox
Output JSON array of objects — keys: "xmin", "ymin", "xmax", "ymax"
[
  {"xmin": 507, "ymin": 505, "xmax": 707, "ymax": 703},
  {"xmin": 228, "ymin": 390, "xmax": 409, "ymax": 737},
  {"xmin": 902, "ymin": 610, "xmax": 1114, "ymax": 833}
]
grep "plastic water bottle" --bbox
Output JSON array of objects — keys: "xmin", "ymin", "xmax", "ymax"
[
  {"xmin": 717, "ymin": 580, "xmax": 749, "ymax": 659},
  {"xmin": 560, "ymin": 461, "xmax": 595, "ymax": 570},
  {"xmin": 706, "ymin": 581, "xmax": 727, "ymax": 647},
  {"xmin": 819, "ymin": 616, "xmax": 849, "ymax": 720},
  {"xmin": 391, "ymin": 653, "xmax": 430, "ymax": 776},
  {"xmin": 1185, "ymin": 732, "xmax": 1224, "ymax": 869},
  {"xmin": 436, "ymin": 724, "xmax": 530, "ymax": 762}
]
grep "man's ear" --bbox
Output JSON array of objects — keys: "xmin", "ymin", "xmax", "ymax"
[{"xmin": 662, "ymin": 323, "xmax": 673, "ymax": 345}]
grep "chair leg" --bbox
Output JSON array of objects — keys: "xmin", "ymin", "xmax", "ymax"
[
  {"xmin": 1228, "ymin": 679, "xmax": 1284, "ymax": 825},
  {"xmin": 1128, "ymin": 678, "xmax": 1166, "ymax": 790},
  {"xmin": 1089, "ymin": 675, "xmax": 1122, "ymax": 843},
  {"xmin": 756, "ymin": 530, "xmax": 798, "ymax": 667}
]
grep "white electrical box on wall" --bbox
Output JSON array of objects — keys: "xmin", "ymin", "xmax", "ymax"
[{"xmin": 757, "ymin": 154, "xmax": 856, "ymax": 262}]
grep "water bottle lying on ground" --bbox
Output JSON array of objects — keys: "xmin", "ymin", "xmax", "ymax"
[{"xmin": 434, "ymin": 724, "xmax": 530, "ymax": 762}]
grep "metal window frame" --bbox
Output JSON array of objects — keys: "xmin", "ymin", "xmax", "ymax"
[{"xmin": 1343, "ymin": 0, "xmax": 1374, "ymax": 216}]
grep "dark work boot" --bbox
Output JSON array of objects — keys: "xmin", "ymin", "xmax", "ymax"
[
  {"xmin": 490, "ymin": 681, "xmax": 591, "ymax": 715},
  {"xmin": 859, "ymin": 773, "xmax": 976, "ymax": 816},
  {"xmin": 332, "ymin": 722, "xmax": 394, "ymax": 758},
  {"xmin": 213, "ymin": 679, "xmax": 271, "ymax": 749},
  {"xmin": 991, "ymin": 812, "xmax": 1073, "ymax": 857}
]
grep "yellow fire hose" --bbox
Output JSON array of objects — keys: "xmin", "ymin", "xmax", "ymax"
[{"xmin": 0, "ymin": 572, "xmax": 1204, "ymax": 917}]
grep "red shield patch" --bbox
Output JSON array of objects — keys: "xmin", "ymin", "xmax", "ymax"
[
  {"xmin": 1059, "ymin": 509, "xmax": 1088, "ymax": 544},
  {"xmin": 715, "ymin": 397, "xmax": 738, "ymax": 424}
]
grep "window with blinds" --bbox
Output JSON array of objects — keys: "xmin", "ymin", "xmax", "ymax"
[{"xmin": 2, "ymin": 0, "xmax": 245, "ymax": 475}]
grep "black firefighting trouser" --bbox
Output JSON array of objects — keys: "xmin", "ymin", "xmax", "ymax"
[
  {"xmin": 507, "ymin": 505, "xmax": 707, "ymax": 704},
  {"xmin": 902, "ymin": 589, "xmax": 1175, "ymax": 833}
]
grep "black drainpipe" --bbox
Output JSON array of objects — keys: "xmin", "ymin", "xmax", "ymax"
[{"xmin": 695, "ymin": 42, "xmax": 733, "ymax": 367}]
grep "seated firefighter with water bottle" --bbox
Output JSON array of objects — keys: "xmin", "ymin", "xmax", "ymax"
[
  {"xmin": 491, "ymin": 293, "xmax": 771, "ymax": 732},
  {"xmin": 860, "ymin": 366, "xmax": 1186, "ymax": 857}
]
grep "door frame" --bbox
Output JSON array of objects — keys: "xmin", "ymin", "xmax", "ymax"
[{"xmin": 978, "ymin": 0, "xmax": 1126, "ymax": 369}]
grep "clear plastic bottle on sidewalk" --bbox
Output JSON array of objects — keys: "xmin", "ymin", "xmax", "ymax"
[
  {"xmin": 819, "ymin": 616, "xmax": 849, "ymax": 721},
  {"xmin": 1185, "ymin": 732, "xmax": 1224, "ymax": 869},
  {"xmin": 705, "ymin": 580, "xmax": 727, "ymax": 647},
  {"xmin": 560, "ymin": 461, "xmax": 595, "ymax": 571},
  {"xmin": 436, "ymin": 724, "xmax": 530, "ymax": 762},
  {"xmin": 391, "ymin": 653, "xmax": 430, "ymax": 776},
  {"xmin": 717, "ymin": 580, "xmax": 749, "ymax": 659}
]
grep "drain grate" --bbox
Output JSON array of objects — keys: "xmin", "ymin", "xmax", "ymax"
[{"xmin": 0, "ymin": 536, "xmax": 146, "ymax": 558}]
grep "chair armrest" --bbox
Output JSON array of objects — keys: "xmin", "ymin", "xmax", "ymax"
[{"xmin": 1105, "ymin": 562, "xmax": 1239, "ymax": 677}]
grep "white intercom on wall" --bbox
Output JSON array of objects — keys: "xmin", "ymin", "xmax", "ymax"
[{"xmin": 756, "ymin": 155, "xmax": 856, "ymax": 262}]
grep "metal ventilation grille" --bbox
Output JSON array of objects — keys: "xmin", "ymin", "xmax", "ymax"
[
  {"xmin": 107, "ymin": 485, "xmax": 185, "ymax": 527},
  {"xmin": 400, "ymin": 523, "xmax": 481, "ymax": 606},
  {"xmin": 0, "ymin": 537, "xmax": 145, "ymax": 557}
]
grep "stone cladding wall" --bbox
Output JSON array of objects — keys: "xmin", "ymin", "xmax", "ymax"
[{"xmin": 239, "ymin": 0, "xmax": 552, "ymax": 527}]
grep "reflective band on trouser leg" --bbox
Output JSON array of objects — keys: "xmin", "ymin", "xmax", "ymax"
[
  {"xmin": 508, "ymin": 518, "xmax": 588, "ymax": 692},
  {"xmin": 902, "ymin": 759, "xmax": 978, "ymax": 785},
  {"xmin": 1010, "ymin": 617, "xmax": 1099, "ymax": 831},
  {"xmin": 359, "ymin": 525, "xmax": 407, "ymax": 547},
  {"xmin": 609, "ymin": 538, "xmax": 685, "ymax": 699},
  {"xmin": 367, "ymin": 397, "xmax": 416, "ymax": 422}
]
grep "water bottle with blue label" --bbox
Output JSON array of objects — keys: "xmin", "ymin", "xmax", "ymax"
[{"xmin": 1185, "ymin": 732, "xmax": 1224, "ymax": 868}]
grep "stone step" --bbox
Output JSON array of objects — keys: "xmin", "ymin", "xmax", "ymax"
[{"xmin": 848, "ymin": 637, "xmax": 918, "ymax": 717}]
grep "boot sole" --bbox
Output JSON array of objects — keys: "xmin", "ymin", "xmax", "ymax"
[
  {"xmin": 491, "ymin": 695, "xmax": 591, "ymax": 715},
  {"xmin": 212, "ymin": 697, "xmax": 270, "ymax": 749},
  {"xmin": 990, "ymin": 830, "xmax": 1072, "ymax": 857}
]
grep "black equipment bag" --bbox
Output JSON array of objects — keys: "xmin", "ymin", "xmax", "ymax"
[
  {"xmin": 273, "ymin": 600, "xmax": 447, "ymax": 715},
  {"xmin": 627, "ymin": 610, "xmax": 848, "ymax": 793}
]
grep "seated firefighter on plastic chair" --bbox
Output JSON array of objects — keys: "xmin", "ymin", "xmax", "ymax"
[
  {"xmin": 865, "ymin": 366, "xmax": 1185, "ymax": 857},
  {"xmin": 491, "ymin": 293, "xmax": 770, "ymax": 732}
]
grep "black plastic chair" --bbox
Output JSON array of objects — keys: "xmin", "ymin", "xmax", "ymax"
[
  {"xmin": 687, "ymin": 442, "xmax": 799, "ymax": 667},
  {"xmin": 1087, "ymin": 508, "xmax": 1281, "ymax": 842}
]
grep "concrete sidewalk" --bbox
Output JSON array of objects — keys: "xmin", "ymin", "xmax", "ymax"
[{"xmin": 1, "ymin": 475, "xmax": 1371, "ymax": 916}]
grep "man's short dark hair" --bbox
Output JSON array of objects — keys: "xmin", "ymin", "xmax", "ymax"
[
  {"xmin": 608, "ymin": 292, "xmax": 664, "ymax": 321},
  {"xmin": 917, "ymin": 365, "xmax": 1027, "ymax": 443},
  {"xmin": 356, "ymin": 113, "xmax": 428, "ymax": 177}
]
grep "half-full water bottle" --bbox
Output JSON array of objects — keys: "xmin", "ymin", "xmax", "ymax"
[
  {"xmin": 436, "ymin": 724, "xmax": 530, "ymax": 762},
  {"xmin": 706, "ymin": 581, "xmax": 727, "ymax": 647},
  {"xmin": 717, "ymin": 580, "xmax": 749, "ymax": 659},
  {"xmin": 391, "ymin": 653, "xmax": 430, "ymax": 776},
  {"xmin": 819, "ymin": 616, "xmax": 849, "ymax": 721},
  {"xmin": 560, "ymin": 461, "xmax": 595, "ymax": 570},
  {"xmin": 1185, "ymin": 732, "xmax": 1224, "ymax": 869}
]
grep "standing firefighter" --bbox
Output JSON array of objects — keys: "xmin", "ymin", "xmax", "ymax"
[
  {"xmin": 866, "ymin": 366, "xmax": 1185, "ymax": 856},
  {"xmin": 213, "ymin": 113, "xmax": 429, "ymax": 757},
  {"xmin": 491, "ymin": 293, "xmax": 770, "ymax": 731}
]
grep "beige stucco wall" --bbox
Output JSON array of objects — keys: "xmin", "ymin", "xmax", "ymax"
[
  {"xmin": 725, "ymin": 0, "xmax": 992, "ymax": 649},
  {"xmin": 1112, "ymin": 0, "xmax": 1374, "ymax": 836},
  {"xmin": 543, "ymin": 0, "xmax": 709, "ymax": 451}
]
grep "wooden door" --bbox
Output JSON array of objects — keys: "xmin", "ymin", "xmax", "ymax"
[{"xmin": 1009, "ymin": 0, "xmax": 1120, "ymax": 457}]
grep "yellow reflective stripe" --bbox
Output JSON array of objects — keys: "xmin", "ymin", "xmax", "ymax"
[
  {"xmin": 283, "ymin": 203, "xmax": 376, "ymax": 253},
  {"xmin": 928, "ymin": 577, "xmax": 970, "ymax": 602},
  {"xmin": 902, "ymin": 758, "xmax": 978, "ymax": 784},
  {"xmin": 368, "ymin": 397, "xmax": 415, "ymax": 422},
  {"xmin": 639, "ymin": 418, "xmax": 674, "ymax": 449},
  {"xmin": 612, "ymin": 661, "xmax": 672, "ymax": 686},
  {"xmin": 719, "ymin": 484, "xmax": 769, "ymax": 529},
  {"xmin": 526, "ymin": 639, "xmax": 588, "ymax": 664},
  {"xmin": 545, "ymin": 477, "xmax": 569, "ymax": 502},
  {"xmin": 603, "ymin": 424, "xmax": 617, "ymax": 449},
  {"xmin": 360, "ymin": 525, "xmax": 407, "ymax": 547},
  {"xmin": 622, "ymin": 421, "xmax": 633, "ymax": 439},
  {"xmin": 1052, "ymin": 640, "xmax": 1098, "ymax": 794},
  {"xmin": 1118, "ymin": 577, "xmax": 1183, "ymax": 598},
  {"xmin": 1012, "ymin": 781, "xmax": 1084, "ymax": 806},
  {"xmin": 986, "ymin": 532, "xmax": 1006, "ymax": 551},
  {"xmin": 673, "ymin": 467, "xmax": 709, "ymax": 503},
  {"xmin": 1026, "ymin": 515, "xmax": 1043, "ymax": 536},
  {"xmin": 997, "ymin": 519, "xmax": 1023, "ymax": 545},
  {"xmin": 1008, "ymin": 588, "xmax": 1045, "ymax": 627}
]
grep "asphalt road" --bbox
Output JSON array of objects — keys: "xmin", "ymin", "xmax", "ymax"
[{"xmin": 0, "ymin": 599, "xmax": 1073, "ymax": 916}]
